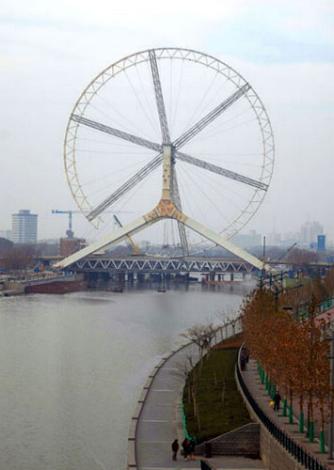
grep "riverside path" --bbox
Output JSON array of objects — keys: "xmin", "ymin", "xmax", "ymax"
[{"xmin": 132, "ymin": 338, "xmax": 267, "ymax": 470}]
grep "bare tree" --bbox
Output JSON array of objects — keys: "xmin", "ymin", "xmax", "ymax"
[
  {"xmin": 287, "ymin": 248, "xmax": 319, "ymax": 265},
  {"xmin": 181, "ymin": 323, "xmax": 216, "ymax": 361},
  {"xmin": 2, "ymin": 245, "xmax": 36, "ymax": 271}
]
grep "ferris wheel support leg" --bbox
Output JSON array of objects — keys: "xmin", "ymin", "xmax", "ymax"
[
  {"xmin": 180, "ymin": 214, "xmax": 272, "ymax": 272},
  {"xmin": 54, "ymin": 215, "xmax": 157, "ymax": 269}
]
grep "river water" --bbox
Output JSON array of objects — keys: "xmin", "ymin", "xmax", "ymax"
[{"xmin": 0, "ymin": 283, "xmax": 252, "ymax": 470}]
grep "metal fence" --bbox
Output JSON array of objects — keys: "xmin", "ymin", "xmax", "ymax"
[
  {"xmin": 236, "ymin": 348, "xmax": 328, "ymax": 470},
  {"xmin": 320, "ymin": 298, "xmax": 334, "ymax": 313},
  {"xmin": 296, "ymin": 297, "xmax": 334, "ymax": 320}
]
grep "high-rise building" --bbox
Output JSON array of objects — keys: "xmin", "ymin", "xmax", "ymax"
[
  {"xmin": 317, "ymin": 235, "xmax": 326, "ymax": 252},
  {"xmin": 12, "ymin": 210, "xmax": 38, "ymax": 244},
  {"xmin": 300, "ymin": 221, "xmax": 323, "ymax": 247}
]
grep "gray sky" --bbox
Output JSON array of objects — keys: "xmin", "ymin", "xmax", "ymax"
[{"xmin": 1, "ymin": 0, "xmax": 333, "ymax": 244}]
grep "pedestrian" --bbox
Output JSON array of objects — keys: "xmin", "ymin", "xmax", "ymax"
[
  {"xmin": 188, "ymin": 439, "xmax": 195, "ymax": 460},
  {"xmin": 245, "ymin": 348, "xmax": 250, "ymax": 363},
  {"xmin": 274, "ymin": 391, "xmax": 281, "ymax": 411},
  {"xmin": 182, "ymin": 438, "xmax": 190, "ymax": 460},
  {"xmin": 171, "ymin": 439, "xmax": 179, "ymax": 461},
  {"xmin": 240, "ymin": 348, "xmax": 248, "ymax": 370}
]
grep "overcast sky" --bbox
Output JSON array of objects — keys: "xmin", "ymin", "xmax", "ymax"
[{"xmin": 1, "ymin": 0, "xmax": 333, "ymax": 244}]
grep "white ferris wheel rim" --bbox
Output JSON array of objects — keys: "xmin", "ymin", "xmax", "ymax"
[{"xmin": 64, "ymin": 47, "xmax": 275, "ymax": 241}]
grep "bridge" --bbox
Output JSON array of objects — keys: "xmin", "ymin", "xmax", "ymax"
[{"xmin": 67, "ymin": 255, "xmax": 258, "ymax": 276}]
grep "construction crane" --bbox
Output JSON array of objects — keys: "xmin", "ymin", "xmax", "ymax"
[
  {"xmin": 113, "ymin": 215, "xmax": 141, "ymax": 255},
  {"xmin": 277, "ymin": 242, "xmax": 298, "ymax": 262},
  {"xmin": 52, "ymin": 209, "xmax": 132, "ymax": 239},
  {"xmin": 52, "ymin": 210, "xmax": 76, "ymax": 239}
]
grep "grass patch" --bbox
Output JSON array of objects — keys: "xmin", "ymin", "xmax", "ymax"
[{"xmin": 183, "ymin": 348, "xmax": 251, "ymax": 442}]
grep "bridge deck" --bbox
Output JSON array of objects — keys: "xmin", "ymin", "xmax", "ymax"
[{"xmin": 71, "ymin": 256, "xmax": 258, "ymax": 274}]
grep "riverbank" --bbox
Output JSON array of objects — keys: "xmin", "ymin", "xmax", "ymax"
[{"xmin": 0, "ymin": 273, "xmax": 86, "ymax": 296}]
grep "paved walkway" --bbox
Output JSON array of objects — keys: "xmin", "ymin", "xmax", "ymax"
[
  {"xmin": 241, "ymin": 359, "xmax": 334, "ymax": 470},
  {"xmin": 135, "ymin": 342, "xmax": 266, "ymax": 470}
]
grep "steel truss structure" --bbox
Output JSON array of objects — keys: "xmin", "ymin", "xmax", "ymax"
[
  {"xmin": 56, "ymin": 48, "xmax": 274, "ymax": 271},
  {"xmin": 72, "ymin": 256, "xmax": 257, "ymax": 274}
]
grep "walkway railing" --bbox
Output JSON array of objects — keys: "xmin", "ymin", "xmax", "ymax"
[{"xmin": 236, "ymin": 347, "xmax": 328, "ymax": 470}]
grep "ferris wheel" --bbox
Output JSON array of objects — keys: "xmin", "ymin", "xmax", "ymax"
[{"xmin": 59, "ymin": 48, "xmax": 274, "ymax": 268}]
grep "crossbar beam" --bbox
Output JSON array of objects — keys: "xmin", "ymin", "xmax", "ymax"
[{"xmin": 176, "ymin": 151, "xmax": 268, "ymax": 191}]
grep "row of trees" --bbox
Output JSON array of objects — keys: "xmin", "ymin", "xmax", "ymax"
[
  {"xmin": 0, "ymin": 244, "xmax": 37, "ymax": 271},
  {"xmin": 242, "ymin": 269, "xmax": 334, "ymax": 448}
]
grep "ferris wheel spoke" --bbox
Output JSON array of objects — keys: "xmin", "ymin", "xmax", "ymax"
[
  {"xmin": 87, "ymin": 153, "xmax": 163, "ymax": 221},
  {"xmin": 171, "ymin": 170, "xmax": 189, "ymax": 255},
  {"xmin": 71, "ymin": 114, "xmax": 162, "ymax": 152},
  {"xmin": 148, "ymin": 50, "xmax": 171, "ymax": 144},
  {"xmin": 175, "ymin": 151, "xmax": 268, "ymax": 191},
  {"xmin": 173, "ymin": 83, "xmax": 251, "ymax": 149}
]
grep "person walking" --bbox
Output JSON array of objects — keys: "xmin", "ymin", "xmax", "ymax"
[
  {"xmin": 182, "ymin": 438, "xmax": 190, "ymax": 460},
  {"xmin": 274, "ymin": 391, "xmax": 281, "ymax": 411},
  {"xmin": 188, "ymin": 439, "xmax": 195, "ymax": 460},
  {"xmin": 171, "ymin": 439, "xmax": 179, "ymax": 461}
]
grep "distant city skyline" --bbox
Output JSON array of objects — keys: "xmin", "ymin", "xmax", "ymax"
[{"xmin": 1, "ymin": 211, "xmax": 331, "ymax": 249}]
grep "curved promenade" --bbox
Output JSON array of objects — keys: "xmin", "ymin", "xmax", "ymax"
[{"xmin": 128, "ymin": 320, "xmax": 266, "ymax": 470}]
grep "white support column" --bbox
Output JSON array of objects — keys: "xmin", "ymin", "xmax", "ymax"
[
  {"xmin": 54, "ymin": 215, "xmax": 156, "ymax": 269},
  {"xmin": 180, "ymin": 214, "xmax": 272, "ymax": 272},
  {"xmin": 161, "ymin": 145, "xmax": 172, "ymax": 199}
]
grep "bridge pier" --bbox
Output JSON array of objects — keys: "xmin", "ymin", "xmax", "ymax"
[
  {"xmin": 117, "ymin": 273, "xmax": 125, "ymax": 284},
  {"xmin": 137, "ymin": 273, "xmax": 145, "ymax": 283}
]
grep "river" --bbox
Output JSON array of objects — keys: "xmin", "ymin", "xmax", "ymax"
[{"xmin": 0, "ymin": 283, "xmax": 252, "ymax": 470}]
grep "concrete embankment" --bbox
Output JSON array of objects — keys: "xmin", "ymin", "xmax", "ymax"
[
  {"xmin": 0, "ymin": 281, "xmax": 25, "ymax": 296},
  {"xmin": 0, "ymin": 274, "xmax": 86, "ymax": 296}
]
